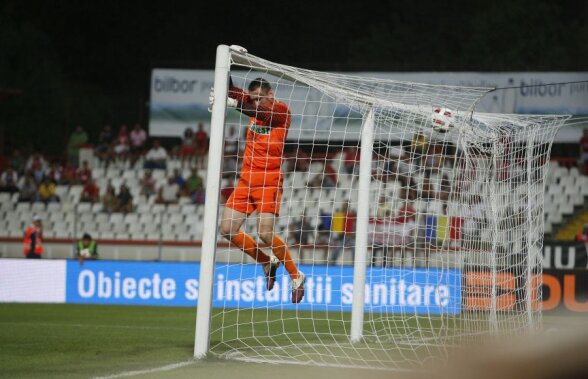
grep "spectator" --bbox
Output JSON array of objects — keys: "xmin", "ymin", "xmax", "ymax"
[
  {"xmin": 289, "ymin": 211, "xmax": 313, "ymax": 262},
  {"xmin": 129, "ymin": 123, "xmax": 147, "ymax": 168},
  {"xmin": 315, "ymin": 209, "xmax": 332, "ymax": 245},
  {"xmin": 409, "ymin": 131, "xmax": 427, "ymax": 165},
  {"xmin": 113, "ymin": 125, "xmax": 130, "ymax": 166},
  {"xmin": 115, "ymin": 183, "xmax": 133, "ymax": 213},
  {"xmin": 95, "ymin": 124, "xmax": 115, "ymax": 168},
  {"xmin": 9, "ymin": 149, "xmax": 25, "ymax": 174},
  {"xmin": 580, "ymin": 128, "xmax": 588, "ymax": 175},
  {"xmin": 436, "ymin": 173, "xmax": 451, "ymax": 202},
  {"xmin": 17, "ymin": 172, "xmax": 37, "ymax": 202},
  {"xmin": 156, "ymin": 177, "xmax": 180, "ymax": 205},
  {"xmin": 191, "ymin": 182, "xmax": 206, "ymax": 205},
  {"xmin": 23, "ymin": 214, "xmax": 44, "ymax": 259},
  {"xmin": 0, "ymin": 166, "xmax": 19, "ymax": 194},
  {"xmin": 376, "ymin": 195, "xmax": 392, "ymax": 218},
  {"xmin": 139, "ymin": 170, "xmax": 157, "ymax": 198},
  {"xmin": 67, "ymin": 125, "xmax": 89, "ymax": 166},
  {"xmin": 371, "ymin": 218, "xmax": 389, "ymax": 267},
  {"xmin": 419, "ymin": 177, "xmax": 436, "ymax": 200},
  {"xmin": 76, "ymin": 233, "xmax": 98, "ymax": 265},
  {"xmin": 462, "ymin": 195, "xmax": 487, "ymax": 248},
  {"xmin": 76, "ymin": 160, "xmax": 92, "ymax": 185},
  {"xmin": 102, "ymin": 183, "xmax": 117, "ymax": 213},
  {"xmin": 194, "ymin": 123, "xmax": 209, "ymax": 168},
  {"xmin": 144, "ymin": 140, "xmax": 168, "ymax": 170},
  {"xmin": 180, "ymin": 127, "xmax": 195, "ymax": 167},
  {"xmin": 172, "ymin": 168, "xmax": 186, "ymax": 188},
  {"xmin": 343, "ymin": 147, "xmax": 359, "ymax": 175},
  {"xmin": 329, "ymin": 202, "xmax": 356, "ymax": 265},
  {"xmin": 36, "ymin": 177, "xmax": 60, "ymax": 203},
  {"xmin": 25, "ymin": 153, "xmax": 48, "ymax": 183},
  {"xmin": 307, "ymin": 161, "xmax": 337, "ymax": 188},
  {"xmin": 60, "ymin": 161, "xmax": 77, "ymax": 185},
  {"xmin": 185, "ymin": 168, "xmax": 203, "ymax": 196},
  {"xmin": 80, "ymin": 178, "xmax": 100, "ymax": 203},
  {"xmin": 45, "ymin": 161, "xmax": 63, "ymax": 184}
]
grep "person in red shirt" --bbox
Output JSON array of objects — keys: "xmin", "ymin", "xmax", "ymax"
[
  {"xmin": 80, "ymin": 178, "xmax": 100, "ymax": 203},
  {"xmin": 194, "ymin": 123, "xmax": 209, "ymax": 169},
  {"xmin": 23, "ymin": 215, "xmax": 44, "ymax": 259},
  {"xmin": 215, "ymin": 77, "xmax": 305, "ymax": 303},
  {"xmin": 76, "ymin": 160, "xmax": 92, "ymax": 185}
]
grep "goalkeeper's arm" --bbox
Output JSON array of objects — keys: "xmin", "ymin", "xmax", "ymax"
[{"xmin": 227, "ymin": 77, "xmax": 289, "ymax": 127}]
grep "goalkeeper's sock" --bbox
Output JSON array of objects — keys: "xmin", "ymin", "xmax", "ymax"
[
  {"xmin": 231, "ymin": 231, "xmax": 270, "ymax": 265},
  {"xmin": 271, "ymin": 235, "xmax": 299, "ymax": 280}
]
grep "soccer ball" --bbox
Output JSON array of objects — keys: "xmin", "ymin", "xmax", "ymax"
[
  {"xmin": 80, "ymin": 248, "xmax": 91, "ymax": 258},
  {"xmin": 431, "ymin": 107, "xmax": 454, "ymax": 133}
]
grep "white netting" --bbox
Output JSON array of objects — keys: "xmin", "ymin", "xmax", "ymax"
[{"xmin": 205, "ymin": 48, "xmax": 568, "ymax": 370}]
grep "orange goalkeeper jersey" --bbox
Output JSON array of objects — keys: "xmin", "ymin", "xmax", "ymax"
[{"xmin": 229, "ymin": 86, "xmax": 291, "ymax": 187}]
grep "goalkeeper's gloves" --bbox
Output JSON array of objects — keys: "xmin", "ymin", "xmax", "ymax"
[{"xmin": 208, "ymin": 87, "xmax": 238, "ymax": 112}]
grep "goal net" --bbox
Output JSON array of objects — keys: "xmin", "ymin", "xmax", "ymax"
[{"xmin": 195, "ymin": 45, "xmax": 568, "ymax": 370}]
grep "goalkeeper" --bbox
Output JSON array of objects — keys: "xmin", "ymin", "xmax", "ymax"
[{"xmin": 213, "ymin": 77, "xmax": 305, "ymax": 303}]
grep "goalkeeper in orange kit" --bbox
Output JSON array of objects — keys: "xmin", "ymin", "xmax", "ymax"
[{"xmin": 211, "ymin": 76, "xmax": 305, "ymax": 303}]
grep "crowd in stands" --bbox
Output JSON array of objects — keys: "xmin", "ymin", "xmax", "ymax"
[
  {"xmin": 2, "ymin": 123, "xmax": 588, "ymax": 263},
  {"xmin": 0, "ymin": 123, "xmax": 210, "ymax": 214}
]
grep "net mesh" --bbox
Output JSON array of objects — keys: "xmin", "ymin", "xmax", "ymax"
[{"xmin": 207, "ymin": 49, "xmax": 568, "ymax": 370}]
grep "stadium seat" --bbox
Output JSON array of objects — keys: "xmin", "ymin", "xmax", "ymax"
[
  {"xmin": 94, "ymin": 213, "xmax": 108, "ymax": 223},
  {"xmin": 181, "ymin": 204, "xmax": 197, "ymax": 215},
  {"xmin": 111, "ymin": 223, "xmax": 128, "ymax": 234},
  {"xmin": 77, "ymin": 203, "xmax": 91, "ymax": 213},
  {"xmin": 16, "ymin": 203, "xmax": 30, "ymax": 212},
  {"xmin": 0, "ymin": 193, "xmax": 11, "ymax": 204},
  {"xmin": 54, "ymin": 186, "xmax": 69, "ymax": 200},
  {"xmin": 138, "ymin": 213, "xmax": 154, "ymax": 225},
  {"xmin": 166, "ymin": 213, "xmax": 184, "ymax": 225},
  {"xmin": 79, "ymin": 213, "xmax": 94, "ymax": 223},
  {"xmin": 143, "ymin": 224, "xmax": 159, "ymax": 235},
  {"xmin": 128, "ymin": 224, "xmax": 143, "ymax": 234},
  {"xmin": 129, "ymin": 232, "xmax": 146, "ymax": 241},
  {"xmin": 47, "ymin": 202, "xmax": 61, "ymax": 213},
  {"xmin": 68, "ymin": 186, "xmax": 84, "ymax": 203},
  {"xmin": 167, "ymin": 204, "xmax": 181, "ymax": 214},
  {"xmin": 61, "ymin": 203, "xmax": 75, "ymax": 213},
  {"xmin": 151, "ymin": 204, "xmax": 165, "ymax": 214},
  {"xmin": 91, "ymin": 203, "xmax": 103, "ymax": 213},
  {"xmin": 99, "ymin": 232, "xmax": 115, "ymax": 240},
  {"xmin": 123, "ymin": 213, "xmax": 139, "ymax": 225},
  {"xmin": 178, "ymin": 197, "xmax": 191, "ymax": 205},
  {"xmin": 136, "ymin": 203, "xmax": 151, "ymax": 214},
  {"xmin": 109, "ymin": 213, "xmax": 124, "ymax": 224}
]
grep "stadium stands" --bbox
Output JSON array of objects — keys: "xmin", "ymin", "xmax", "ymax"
[{"xmin": 0, "ymin": 155, "xmax": 586, "ymax": 246}]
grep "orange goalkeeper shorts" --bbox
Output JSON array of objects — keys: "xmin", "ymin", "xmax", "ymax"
[{"xmin": 226, "ymin": 179, "xmax": 283, "ymax": 215}]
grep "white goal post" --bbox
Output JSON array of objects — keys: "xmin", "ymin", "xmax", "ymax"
[{"xmin": 194, "ymin": 44, "xmax": 568, "ymax": 369}]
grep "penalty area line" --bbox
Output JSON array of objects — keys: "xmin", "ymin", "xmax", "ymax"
[{"xmin": 93, "ymin": 360, "xmax": 196, "ymax": 379}]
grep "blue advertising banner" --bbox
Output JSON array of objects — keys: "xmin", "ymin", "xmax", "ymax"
[{"xmin": 65, "ymin": 261, "xmax": 461, "ymax": 314}]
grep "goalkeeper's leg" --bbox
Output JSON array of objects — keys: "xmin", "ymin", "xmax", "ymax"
[
  {"xmin": 258, "ymin": 213, "xmax": 305, "ymax": 303},
  {"xmin": 220, "ymin": 207, "xmax": 271, "ymax": 265}
]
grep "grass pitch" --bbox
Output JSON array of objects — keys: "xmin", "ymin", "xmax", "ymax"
[
  {"xmin": 0, "ymin": 304, "xmax": 398, "ymax": 379},
  {"xmin": 1, "ymin": 303, "xmax": 585, "ymax": 378}
]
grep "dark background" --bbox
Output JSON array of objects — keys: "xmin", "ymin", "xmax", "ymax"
[{"xmin": 0, "ymin": 0, "xmax": 587, "ymax": 156}]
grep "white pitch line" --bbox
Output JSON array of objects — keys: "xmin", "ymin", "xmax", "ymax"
[
  {"xmin": 0, "ymin": 321, "xmax": 190, "ymax": 331},
  {"xmin": 93, "ymin": 360, "xmax": 196, "ymax": 379}
]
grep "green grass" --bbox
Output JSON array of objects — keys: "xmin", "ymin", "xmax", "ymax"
[
  {"xmin": 3, "ymin": 303, "xmax": 575, "ymax": 378},
  {"xmin": 0, "ymin": 304, "xmax": 442, "ymax": 378},
  {"xmin": 0, "ymin": 304, "xmax": 196, "ymax": 378}
]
